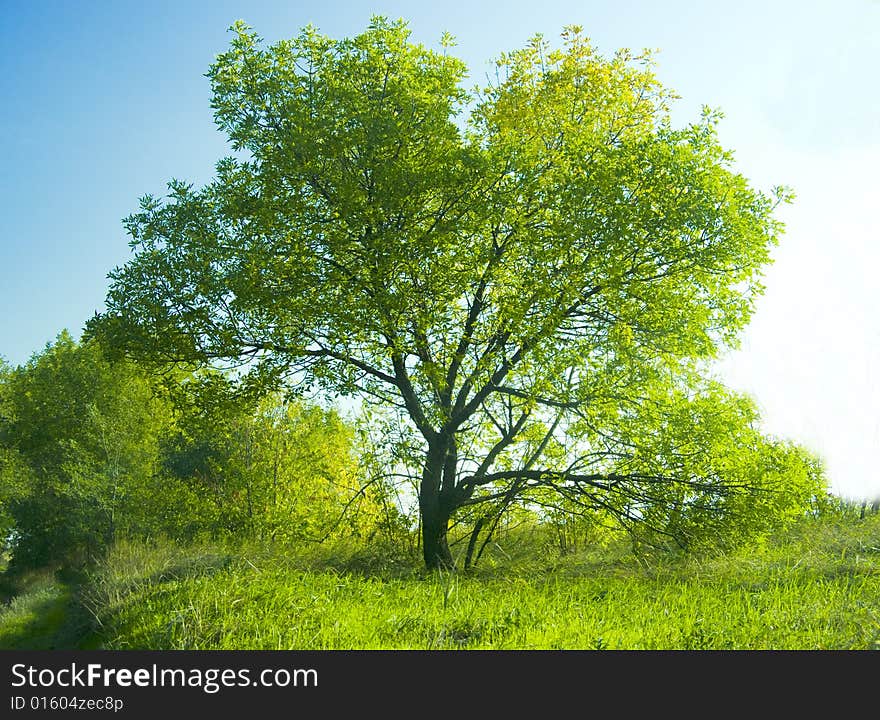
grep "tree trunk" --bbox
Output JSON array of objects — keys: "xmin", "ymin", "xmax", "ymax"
[
  {"xmin": 419, "ymin": 442, "xmax": 454, "ymax": 569},
  {"xmin": 464, "ymin": 516, "xmax": 485, "ymax": 570},
  {"xmin": 421, "ymin": 499, "xmax": 453, "ymax": 569}
]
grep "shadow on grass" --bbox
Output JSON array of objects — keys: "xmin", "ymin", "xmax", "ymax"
[
  {"xmin": 140, "ymin": 553, "xmax": 235, "ymax": 588},
  {"xmin": 0, "ymin": 577, "xmax": 103, "ymax": 650}
]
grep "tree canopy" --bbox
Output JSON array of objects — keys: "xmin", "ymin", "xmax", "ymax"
[{"xmin": 93, "ymin": 18, "xmax": 823, "ymax": 568}]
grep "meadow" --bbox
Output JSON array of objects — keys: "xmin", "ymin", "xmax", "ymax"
[{"xmin": 2, "ymin": 508, "xmax": 878, "ymax": 651}]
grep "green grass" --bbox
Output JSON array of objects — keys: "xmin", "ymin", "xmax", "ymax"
[
  {"xmin": 0, "ymin": 569, "xmax": 100, "ymax": 649},
  {"xmin": 71, "ymin": 513, "xmax": 880, "ymax": 650}
]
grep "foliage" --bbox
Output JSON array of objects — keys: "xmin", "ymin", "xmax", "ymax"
[
  {"xmin": 0, "ymin": 335, "xmax": 388, "ymax": 570},
  {"xmin": 158, "ymin": 375, "xmax": 391, "ymax": 543},
  {"xmin": 0, "ymin": 333, "xmax": 171, "ymax": 567},
  {"xmin": 589, "ymin": 380, "xmax": 826, "ymax": 550}
]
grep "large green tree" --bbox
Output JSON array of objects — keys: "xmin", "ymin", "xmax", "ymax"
[{"xmin": 95, "ymin": 19, "xmax": 822, "ymax": 568}]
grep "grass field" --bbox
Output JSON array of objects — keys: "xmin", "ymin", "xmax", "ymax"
[{"xmin": 2, "ymin": 512, "xmax": 879, "ymax": 650}]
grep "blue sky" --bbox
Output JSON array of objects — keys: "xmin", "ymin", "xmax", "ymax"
[{"xmin": 1, "ymin": 1, "xmax": 878, "ymax": 498}]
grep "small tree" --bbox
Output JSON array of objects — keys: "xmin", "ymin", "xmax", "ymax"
[
  {"xmin": 160, "ymin": 376, "xmax": 387, "ymax": 543},
  {"xmin": 95, "ymin": 19, "xmax": 823, "ymax": 568}
]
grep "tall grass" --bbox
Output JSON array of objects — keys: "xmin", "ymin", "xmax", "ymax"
[{"xmin": 77, "ymin": 513, "xmax": 880, "ymax": 650}]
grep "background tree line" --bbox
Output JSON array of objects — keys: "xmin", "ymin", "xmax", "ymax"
[{"xmin": 0, "ymin": 333, "xmax": 402, "ymax": 570}]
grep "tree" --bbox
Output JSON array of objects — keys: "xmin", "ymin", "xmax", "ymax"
[
  {"xmin": 93, "ymin": 19, "xmax": 823, "ymax": 568},
  {"xmin": 159, "ymin": 374, "xmax": 389, "ymax": 544},
  {"xmin": 0, "ymin": 333, "xmax": 172, "ymax": 567}
]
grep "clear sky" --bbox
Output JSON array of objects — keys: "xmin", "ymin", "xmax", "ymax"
[{"xmin": 1, "ymin": 1, "xmax": 878, "ymax": 499}]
